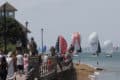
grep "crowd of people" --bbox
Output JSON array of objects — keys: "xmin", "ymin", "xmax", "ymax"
[
  {"xmin": 0, "ymin": 37, "xmax": 74, "ymax": 80},
  {"xmin": 0, "ymin": 49, "xmax": 29, "ymax": 80}
]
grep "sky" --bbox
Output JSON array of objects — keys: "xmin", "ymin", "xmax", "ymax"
[{"xmin": 0, "ymin": 0, "xmax": 120, "ymax": 48}]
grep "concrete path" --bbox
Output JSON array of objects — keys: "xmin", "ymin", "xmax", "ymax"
[{"xmin": 15, "ymin": 74, "xmax": 26, "ymax": 80}]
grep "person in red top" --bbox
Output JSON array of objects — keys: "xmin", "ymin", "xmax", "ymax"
[{"xmin": 47, "ymin": 59, "xmax": 52, "ymax": 71}]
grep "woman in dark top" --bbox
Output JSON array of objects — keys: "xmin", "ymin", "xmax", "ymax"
[{"xmin": 0, "ymin": 56, "xmax": 8, "ymax": 80}]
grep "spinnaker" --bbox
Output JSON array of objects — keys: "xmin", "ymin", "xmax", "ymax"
[
  {"xmin": 71, "ymin": 32, "xmax": 82, "ymax": 53},
  {"xmin": 55, "ymin": 35, "xmax": 68, "ymax": 54},
  {"xmin": 103, "ymin": 40, "xmax": 113, "ymax": 57},
  {"xmin": 88, "ymin": 32, "xmax": 101, "ymax": 56}
]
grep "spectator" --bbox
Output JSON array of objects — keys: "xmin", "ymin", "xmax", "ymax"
[
  {"xmin": 0, "ymin": 56, "xmax": 8, "ymax": 80},
  {"xmin": 23, "ymin": 54, "xmax": 29, "ymax": 75},
  {"xmin": 16, "ymin": 52, "xmax": 24, "ymax": 76},
  {"xmin": 0, "ymin": 49, "xmax": 4, "ymax": 61},
  {"xmin": 6, "ymin": 51, "xmax": 15, "ymax": 79},
  {"xmin": 29, "ymin": 37, "xmax": 38, "ymax": 56},
  {"xmin": 50, "ymin": 46, "xmax": 56, "ymax": 56}
]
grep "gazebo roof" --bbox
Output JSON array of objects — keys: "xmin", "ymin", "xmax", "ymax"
[
  {"xmin": 0, "ymin": 2, "xmax": 17, "ymax": 11},
  {"xmin": 0, "ymin": 2, "xmax": 31, "ymax": 33}
]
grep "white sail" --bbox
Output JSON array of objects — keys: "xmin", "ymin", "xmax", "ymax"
[
  {"xmin": 103, "ymin": 40, "xmax": 113, "ymax": 55},
  {"xmin": 88, "ymin": 32, "xmax": 99, "ymax": 53}
]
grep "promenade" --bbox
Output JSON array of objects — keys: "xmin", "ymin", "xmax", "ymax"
[
  {"xmin": 15, "ymin": 64, "xmax": 73, "ymax": 80},
  {"xmin": 15, "ymin": 63, "xmax": 96, "ymax": 80},
  {"xmin": 15, "ymin": 56, "xmax": 73, "ymax": 80}
]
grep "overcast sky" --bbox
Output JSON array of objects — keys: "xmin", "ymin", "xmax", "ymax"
[{"xmin": 0, "ymin": 0, "xmax": 120, "ymax": 48}]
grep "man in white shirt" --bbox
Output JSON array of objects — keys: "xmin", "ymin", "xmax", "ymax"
[{"xmin": 16, "ymin": 53, "xmax": 23, "ymax": 75}]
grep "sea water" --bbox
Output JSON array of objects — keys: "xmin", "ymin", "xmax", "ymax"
[{"xmin": 73, "ymin": 52, "xmax": 120, "ymax": 80}]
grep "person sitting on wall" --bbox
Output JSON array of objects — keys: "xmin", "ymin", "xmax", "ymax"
[
  {"xmin": 29, "ymin": 37, "xmax": 38, "ymax": 56},
  {"xmin": 50, "ymin": 46, "xmax": 56, "ymax": 56}
]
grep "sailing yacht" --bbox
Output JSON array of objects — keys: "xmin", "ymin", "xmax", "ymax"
[
  {"xmin": 88, "ymin": 32, "xmax": 101, "ymax": 56},
  {"xmin": 103, "ymin": 40, "xmax": 113, "ymax": 57},
  {"xmin": 71, "ymin": 32, "xmax": 82, "ymax": 54},
  {"xmin": 55, "ymin": 35, "xmax": 68, "ymax": 54},
  {"xmin": 88, "ymin": 32, "xmax": 101, "ymax": 65}
]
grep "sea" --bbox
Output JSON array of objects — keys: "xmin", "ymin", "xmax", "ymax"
[{"xmin": 73, "ymin": 52, "xmax": 120, "ymax": 80}]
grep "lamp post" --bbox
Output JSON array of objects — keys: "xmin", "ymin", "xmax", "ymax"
[
  {"xmin": 41, "ymin": 28, "xmax": 43, "ymax": 53},
  {"xmin": 25, "ymin": 21, "xmax": 28, "ymax": 39},
  {"xmin": 3, "ymin": 4, "xmax": 7, "ymax": 54},
  {"xmin": 25, "ymin": 21, "xmax": 28, "ymax": 50}
]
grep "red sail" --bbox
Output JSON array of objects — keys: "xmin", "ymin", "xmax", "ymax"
[{"xmin": 59, "ymin": 35, "xmax": 68, "ymax": 54}]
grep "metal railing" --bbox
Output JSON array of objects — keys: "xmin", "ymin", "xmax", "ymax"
[{"xmin": 27, "ymin": 56, "xmax": 57, "ymax": 80}]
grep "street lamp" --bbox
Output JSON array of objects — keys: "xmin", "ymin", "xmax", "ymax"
[
  {"xmin": 25, "ymin": 21, "xmax": 28, "ymax": 49},
  {"xmin": 25, "ymin": 21, "xmax": 28, "ymax": 30},
  {"xmin": 25, "ymin": 21, "xmax": 28, "ymax": 42},
  {"xmin": 3, "ymin": 4, "xmax": 7, "ymax": 54},
  {"xmin": 41, "ymin": 28, "xmax": 43, "ymax": 53}
]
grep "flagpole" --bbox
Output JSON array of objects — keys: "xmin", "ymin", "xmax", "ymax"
[{"xmin": 41, "ymin": 28, "xmax": 43, "ymax": 54}]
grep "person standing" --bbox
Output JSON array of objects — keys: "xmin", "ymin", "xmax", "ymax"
[
  {"xmin": 23, "ymin": 54, "xmax": 29, "ymax": 75},
  {"xmin": 0, "ymin": 56, "xmax": 8, "ymax": 80},
  {"xmin": 6, "ymin": 51, "xmax": 15, "ymax": 80},
  {"xmin": 0, "ymin": 49, "xmax": 4, "ymax": 61},
  {"xmin": 16, "ymin": 52, "xmax": 24, "ymax": 76}
]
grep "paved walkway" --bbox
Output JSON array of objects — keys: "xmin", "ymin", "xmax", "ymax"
[
  {"xmin": 15, "ymin": 74, "xmax": 26, "ymax": 80},
  {"xmin": 16, "ymin": 74, "xmax": 39, "ymax": 80}
]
